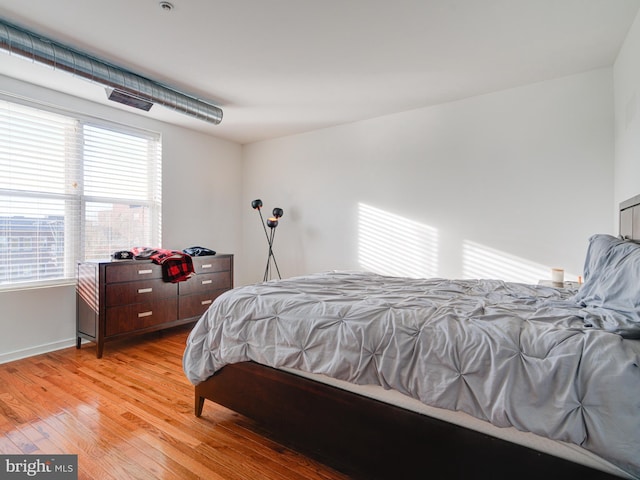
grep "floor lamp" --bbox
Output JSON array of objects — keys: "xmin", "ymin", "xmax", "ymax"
[{"xmin": 251, "ymin": 199, "xmax": 283, "ymax": 281}]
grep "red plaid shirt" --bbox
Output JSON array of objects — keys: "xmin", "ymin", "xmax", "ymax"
[{"xmin": 132, "ymin": 247, "xmax": 195, "ymax": 283}]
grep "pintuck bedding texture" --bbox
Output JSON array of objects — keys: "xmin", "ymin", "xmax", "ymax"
[{"xmin": 183, "ymin": 234, "xmax": 640, "ymax": 478}]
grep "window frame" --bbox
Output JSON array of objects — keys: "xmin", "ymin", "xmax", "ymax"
[{"xmin": 0, "ymin": 93, "xmax": 162, "ymax": 291}]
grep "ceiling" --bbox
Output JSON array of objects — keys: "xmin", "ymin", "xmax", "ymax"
[{"xmin": 0, "ymin": 0, "xmax": 639, "ymax": 145}]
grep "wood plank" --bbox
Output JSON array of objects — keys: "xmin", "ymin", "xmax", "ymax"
[{"xmin": 0, "ymin": 325, "xmax": 348, "ymax": 480}]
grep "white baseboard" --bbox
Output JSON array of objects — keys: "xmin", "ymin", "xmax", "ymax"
[{"xmin": 0, "ymin": 338, "xmax": 79, "ymax": 364}]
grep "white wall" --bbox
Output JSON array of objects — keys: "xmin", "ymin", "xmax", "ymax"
[
  {"xmin": 0, "ymin": 75, "xmax": 243, "ymax": 363},
  {"xmin": 614, "ymin": 10, "xmax": 640, "ymax": 208},
  {"xmin": 241, "ymin": 69, "xmax": 614, "ymax": 286}
]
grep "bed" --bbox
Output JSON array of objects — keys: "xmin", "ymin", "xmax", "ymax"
[{"xmin": 183, "ymin": 196, "xmax": 640, "ymax": 480}]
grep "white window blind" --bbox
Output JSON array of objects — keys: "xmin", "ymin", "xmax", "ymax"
[{"xmin": 0, "ymin": 97, "xmax": 162, "ymax": 289}]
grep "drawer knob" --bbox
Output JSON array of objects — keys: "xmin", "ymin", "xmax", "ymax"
[
  {"xmin": 202, "ymin": 264, "xmax": 212, "ymax": 269},
  {"xmin": 201, "ymin": 299, "xmax": 212, "ymax": 305},
  {"xmin": 138, "ymin": 269, "xmax": 153, "ymax": 275},
  {"xmin": 138, "ymin": 311, "xmax": 153, "ymax": 318},
  {"xmin": 202, "ymin": 279, "xmax": 212, "ymax": 285},
  {"xmin": 137, "ymin": 288, "xmax": 153, "ymax": 294}
]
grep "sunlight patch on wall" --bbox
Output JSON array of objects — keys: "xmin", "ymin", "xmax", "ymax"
[
  {"xmin": 462, "ymin": 240, "xmax": 550, "ymax": 284},
  {"xmin": 358, "ymin": 203, "xmax": 438, "ymax": 278}
]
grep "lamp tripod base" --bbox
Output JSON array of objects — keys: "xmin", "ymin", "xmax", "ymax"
[{"xmin": 263, "ymin": 225, "xmax": 281, "ymax": 282}]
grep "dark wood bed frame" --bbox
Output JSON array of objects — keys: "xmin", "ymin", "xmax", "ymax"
[{"xmin": 193, "ymin": 196, "xmax": 640, "ymax": 480}]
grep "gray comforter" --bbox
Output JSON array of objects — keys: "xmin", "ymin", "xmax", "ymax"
[{"xmin": 183, "ymin": 271, "xmax": 640, "ymax": 478}]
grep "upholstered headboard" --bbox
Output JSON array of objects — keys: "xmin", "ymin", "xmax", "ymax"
[{"xmin": 619, "ymin": 194, "xmax": 640, "ymax": 240}]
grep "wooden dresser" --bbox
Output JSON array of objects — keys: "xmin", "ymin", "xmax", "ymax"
[{"xmin": 76, "ymin": 254, "xmax": 233, "ymax": 357}]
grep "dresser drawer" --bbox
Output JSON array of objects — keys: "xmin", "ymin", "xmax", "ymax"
[
  {"xmin": 193, "ymin": 255, "xmax": 231, "ymax": 274},
  {"xmin": 178, "ymin": 290, "xmax": 226, "ymax": 319},
  {"xmin": 105, "ymin": 262, "xmax": 163, "ymax": 283},
  {"xmin": 179, "ymin": 272, "xmax": 230, "ymax": 295},
  {"xmin": 105, "ymin": 297, "xmax": 178, "ymax": 336},
  {"xmin": 105, "ymin": 279, "xmax": 177, "ymax": 306}
]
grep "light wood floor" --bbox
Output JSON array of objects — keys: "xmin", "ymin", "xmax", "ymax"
[{"xmin": 0, "ymin": 325, "xmax": 349, "ymax": 480}]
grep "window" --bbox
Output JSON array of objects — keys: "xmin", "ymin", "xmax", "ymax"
[{"xmin": 0, "ymin": 97, "xmax": 162, "ymax": 289}]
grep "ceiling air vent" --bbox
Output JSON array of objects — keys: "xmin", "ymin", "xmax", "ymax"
[{"xmin": 106, "ymin": 88, "xmax": 154, "ymax": 111}]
